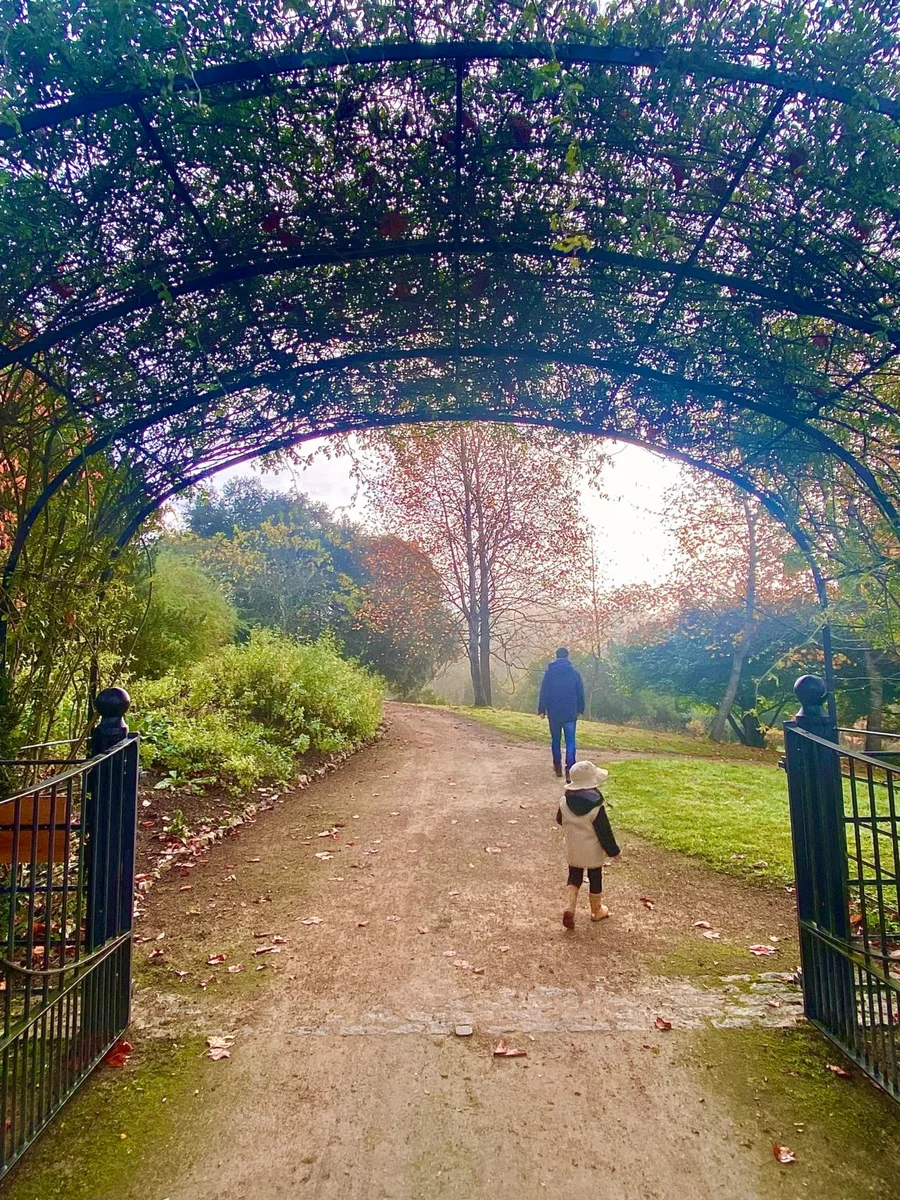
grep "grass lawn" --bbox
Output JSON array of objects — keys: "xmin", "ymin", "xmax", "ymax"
[
  {"xmin": 436, "ymin": 705, "xmax": 793, "ymax": 886},
  {"xmin": 439, "ymin": 705, "xmax": 780, "ymax": 762},
  {"xmin": 605, "ymin": 757, "xmax": 794, "ymax": 886}
]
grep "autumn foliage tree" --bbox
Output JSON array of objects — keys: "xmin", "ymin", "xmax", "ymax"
[
  {"xmin": 654, "ymin": 471, "xmax": 816, "ymax": 741},
  {"xmin": 358, "ymin": 424, "xmax": 591, "ymax": 706}
]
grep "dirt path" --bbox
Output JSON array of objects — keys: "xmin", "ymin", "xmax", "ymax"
[{"xmin": 91, "ymin": 703, "xmax": 831, "ymax": 1200}]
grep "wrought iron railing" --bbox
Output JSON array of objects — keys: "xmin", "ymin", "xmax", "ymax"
[
  {"xmin": 0, "ymin": 690, "xmax": 137, "ymax": 1177},
  {"xmin": 785, "ymin": 679, "xmax": 899, "ymax": 1100}
]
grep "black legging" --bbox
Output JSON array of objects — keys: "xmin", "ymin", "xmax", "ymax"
[{"xmin": 567, "ymin": 866, "xmax": 603, "ymax": 894}]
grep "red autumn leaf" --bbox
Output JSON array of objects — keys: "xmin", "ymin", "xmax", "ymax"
[
  {"xmin": 811, "ymin": 332, "xmax": 829, "ymax": 350},
  {"xmin": 439, "ymin": 130, "xmax": 455, "ymax": 148},
  {"xmin": 669, "ymin": 160, "xmax": 687, "ymax": 189},
  {"xmin": 276, "ymin": 229, "xmax": 303, "ymax": 248},
  {"xmin": 826, "ymin": 1063, "xmax": 852, "ymax": 1079},
  {"xmin": 851, "ymin": 219, "xmax": 873, "ymax": 240},
  {"xmin": 693, "ymin": 920, "xmax": 713, "ymax": 929},
  {"xmin": 749, "ymin": 944, "xmax": 779, "ymax": 956},
  {"xmin": 392, "ymin": 281, "xmax": 414, "ymax": 300},
  {"xmin": 49, "ymin": 278, "xmax": 75, "ymax": 299},
  {"xmin": 147, "ymin": 948, "xmax": 165, "ymax": 963},
  {"xmin": 655, "ymin": 1016, "xmax": 672, "ymax": 1031},
  {"xmin": 104, "ymin": 1038, "xmax": 134, "ymax": 1068},
  {"xmin": 509, "ymin": 115, "xmax": 532, "ymax": 148},
  {"xmin": 378, "ymin": 211, "xmax": 409, "ymax": 239},
  {"xmin": 493, "ymin": 1038, "xmax": 527, "ymax": 1058},
  {"xmin": 773, "ymin": 1144, "xmax": 797, "ymax": 1164},
  {"xmin": 261, "ymin": 209, "xmax": 283, "ymax": 233},
  {"xmin": 206, "ymin": 953, "xmax": 227, "ymax": 966},
  {"xmin": 360, "ymin": 166, "xmax": 379, "ymax": 190}
]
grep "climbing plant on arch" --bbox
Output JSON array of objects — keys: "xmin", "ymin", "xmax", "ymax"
[{"xmin": 1, "ymin": 0, "xmax": 900, "ymax": 710}]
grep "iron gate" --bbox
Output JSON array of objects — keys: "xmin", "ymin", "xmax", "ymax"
[
  {"xmin": 0, "ymin": 688, "xmax": 137, "ymax": 1177},
  {"xmin": 784, "ymin": 676, "xmax": 899, "ymax": 1099}
]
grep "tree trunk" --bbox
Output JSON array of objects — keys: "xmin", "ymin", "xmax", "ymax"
[
  {"xmin": 710, "ymin": 498, "xmax": 758, "ymax": 743},
  {"xmin": 710, "ymin": 640, "xmax": 753, "ymax": 742},
  {"xmin": 468, "ymin": 614, "xmax": 486, "ymax": 706},
  {"xmin": 864, "ymin": 650, "xmax": 884, "ymax": 753}
]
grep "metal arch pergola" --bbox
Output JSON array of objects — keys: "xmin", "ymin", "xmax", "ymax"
[{"xmin": 2, "ymin": 3, "xmax": 900, "ymax": 649}]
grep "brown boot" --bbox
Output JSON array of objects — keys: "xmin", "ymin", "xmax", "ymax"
[
  {"xmin": 562, "ymin": 884, "xmax": 579, "ymax": 929},
  {"xmin": 589, "ymin": 893, "xmax": 610, "ymax": 922}
]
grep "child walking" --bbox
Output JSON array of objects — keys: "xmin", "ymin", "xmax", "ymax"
[{"xmin": 556, "ymin": 760, "xmax": 620, "ymax": 928}]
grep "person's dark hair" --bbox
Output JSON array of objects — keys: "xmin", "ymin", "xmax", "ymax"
[{"xmin": 555, "ymin": 647, "xmax": 569, "ymax": 659}]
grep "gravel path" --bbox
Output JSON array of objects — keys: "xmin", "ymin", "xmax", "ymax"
[{"xmin": 128, "ymin": 704, "xmax": 806, "ymax": 1199}]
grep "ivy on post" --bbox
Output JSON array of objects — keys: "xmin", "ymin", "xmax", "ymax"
[{"xmin": 783, "ymin": 675, "xmax": 855, "ymax": 1040}]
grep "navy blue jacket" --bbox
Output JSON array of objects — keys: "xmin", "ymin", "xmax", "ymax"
[{"xmin": 537, "ymin": 658, "xmax": 585, "ymax": 722}]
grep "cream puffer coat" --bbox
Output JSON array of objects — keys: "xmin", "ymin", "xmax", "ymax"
[{"xmin": 556, "ymin": 788, "xmax": 620, "ymax": 869}]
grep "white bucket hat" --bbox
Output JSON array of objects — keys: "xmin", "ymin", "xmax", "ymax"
[{"xmin": 566, "ymin": 761, "xmax": 609, "ymax": 790}]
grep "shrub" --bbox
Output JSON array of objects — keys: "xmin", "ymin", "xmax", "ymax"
[{"xmin": 131, "ymin": 630, "xmax": 383, "ymax": 790}]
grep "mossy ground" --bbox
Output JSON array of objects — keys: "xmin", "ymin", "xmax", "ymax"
[
  {"xmin": 1, "ymin": 1038, "xmax": 209, "ymax": 1200},
  {"xmin": 693, "ymin": 1025, "xmax": 900, "ymax": 1199}
]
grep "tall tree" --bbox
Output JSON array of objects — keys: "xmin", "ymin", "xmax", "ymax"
[
  {"xmin": 358, "ymin": 424, "xmax": 590, "ymax": 706},
  {"xmin": 660, "ymin": 472, "xmax": 816, "ymax": 741}
]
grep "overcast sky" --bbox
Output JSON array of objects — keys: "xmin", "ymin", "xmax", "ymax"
[{"xmin": 213, "ymin": 439, "xmax": 682, "ymax": 589}]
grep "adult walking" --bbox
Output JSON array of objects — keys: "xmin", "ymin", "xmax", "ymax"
[{"xmin": 537, "ymin": 648, "xmax": 585, "ymax": 779}]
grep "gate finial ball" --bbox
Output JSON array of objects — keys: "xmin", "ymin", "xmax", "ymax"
[
  {"xmin": 94, "ymin": 686, "xmax": 131, "ymax": 720},
  {"xmin": 794, "ymin": 675, "xmax": 827, "ymax": 718}
]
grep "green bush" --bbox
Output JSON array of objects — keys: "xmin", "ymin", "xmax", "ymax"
[
  {"xmin": 129, "ymin": 549, "xmax": 238, "ymax": 679},
  {"xmin": 131, "ymin": 630, "xmax": 383, "ymax": 790}
]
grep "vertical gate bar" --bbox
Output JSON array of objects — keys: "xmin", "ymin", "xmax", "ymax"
[{"xmin": 784, "ymin": 676, "xmax": 856, "ymax": 1041}]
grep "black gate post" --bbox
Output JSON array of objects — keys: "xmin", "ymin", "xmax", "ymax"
[
  {"xmin": 85, "ymin": 687, "xmax": 138, "ymax": 1036},
  {"xmin": 783, "ymin": 675, "xmax": 856, "ymax": 1041}
]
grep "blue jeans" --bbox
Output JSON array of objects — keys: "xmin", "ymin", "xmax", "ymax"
[{"xmin": 548, "ymin": 718, "xmax": 577, "ymax": 771}]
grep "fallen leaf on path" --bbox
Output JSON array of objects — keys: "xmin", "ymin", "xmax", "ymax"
[
  {"xmin": 417, "ymin": 926, "xmax": 429, "ymax": 935},
  {"xmin": 301, "ymin": 917, "xmax": 322, "ymax": 925},
  {"xmin": 484, "ymin": 846, "xmax": 504, "ymax": 854},
  {"xmin": 104, "ymin": 1039, "xmax": 133, "ymax": 1068},
  {"xmin": 497, "ymin": 945, "xmax": 510, "ymax": 953},
  {"xmin": 442, "ymin": 950, "xmax": 457, "ymax": 957},
  {"xmin": 493, "ymin": 1038, "xmax": 527, "ymax": 1058},
  {"xmin": 246, "ymin": 856, "xmax": 261, "ymax": 863},
  {"xmin": 273, "ymin": 936, "xmax": 287, "ymax": 944},
  {"xmin": 148, "ymin": 948, "xmax": 165, "ymax": 963},
  {"xmin": 253, "ymin": 945, "xmax": 282, "ymax": 956},
  {"xmin": 639, "ymin": 897, "xmax": 656, "ymax": 911},
  {"xmin": 750, "ymin": 944, "xmax": 779, "ymax": 956},
  {"xmin": 171, "ymin": 969, "xmax": 189, "ymax": 981},
  {"xmin": 454, "ymin": 1025, "xmax": 473, "ymax": 1037},
  {"xmin": 473, "ymin": 967, "xmax": 485, "ymax": 976},
  {"xmin": 773, "ymin": 1144, "xmax": 797, "ymax": 1164},
  {"xmin": 206, "ymin": 1035, "xmax": 234, "ymax": 1050},
  {"xmin": 454, "ymin": 960, "xmax": 473, "ymax": 970},
  {"xmin": 385, "ymin": 915, "xmax": 400, "ymax": 922},
  {"xmin": 207, "ymin": 1047, "xmax": 231, "ymax": 1060},
  {"xmin": 253, "ymin": 931, "xmax": 274, "ymax": 939},
  {"xmin": 701, "ymin": 931, "xmax": 721, "ymax": 940},
  {"xmin": 826, "ymin": 1063, "xmax": 852, "ymax": 1078},
  {"xmin": 357, "ymin": 921, "xmax": 369, "ymax": 928},
  {"xmin": 751, "ymin": 861, "xmax": 769, "ymax": 871},
  {"xmin": 765, "ymin": 998, "xmax": 782, "ymax": 1008},
  {"xmin": 206, "ymin": 954, "xmax": 227, "ymax": 966},
  {"xmin": 226, "ymin": 964, "xmax": 244, "ymax": 974},
  {"xmin": 449, "ymin": 889, "xmax": 461, "ymax": 896},
  {"xmin": 693, "ymin": 921, "xmax": 713, "ymax": 929},
  {"xmin": 655, "ymin": 1016, "xmax": 672, "ymax": 1031},
  {"xmin": 390, "ymin": 811, "xmax": 400, "ymax": 816},
  {"xmin": 314, "ymin": 852, "xmax": 333, "ymax": 860},
  {"xmin": 178, "ymin": 885, "xmax": 192, "ymax": 893}
]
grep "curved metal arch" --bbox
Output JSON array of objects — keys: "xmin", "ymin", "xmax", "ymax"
[
  {"xmin": 5, "ymin": 334, "xmax": 896, "ymax": 599},
  {"xmin": 105, "ymin": 407, "xmax": 836, "ymax": 700},
  {"xmin": 3, "ymin": 38, "xmax": 899, "ymax": 144},
  {"xmin": 3, "ymin": 240, "xmax": 896, "ymax": 373}
]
